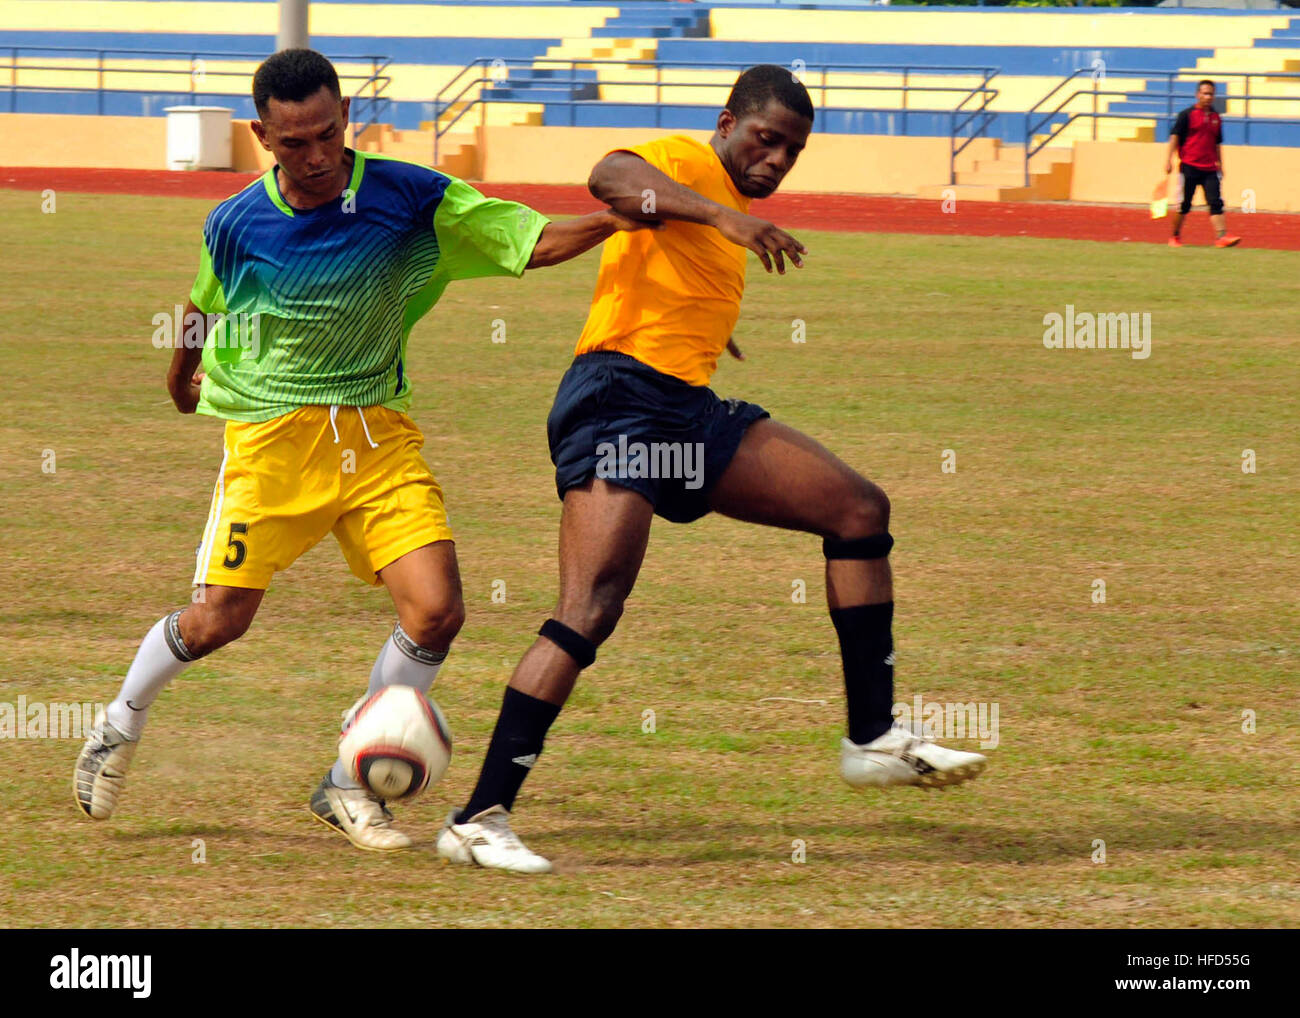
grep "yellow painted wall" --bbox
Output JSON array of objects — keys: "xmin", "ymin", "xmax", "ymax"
[
  {"xmin": 710, "ymin": 9, "xmax": 1290, "ymax": 48},
  {"xmin": 233, "ymin": 121, "xmax": 276, "ymax": 172},
  {"xmin": 1069, "ymin": 140, "xmax": 1300, "ymax": 212},
  {"xmin": 0, "ymin": 1, "xmax": 617, "ymax": 38},
  {"xmin": 479, "ymin": 125, "xmax": 997, "ymax": 195},
  {"xmin": 0, "ymin": 113, "xmax": 168, "ymax": 169},
  {"xmin": 0, "ymin": 113, "xmax": 272, "ymax": 171}
]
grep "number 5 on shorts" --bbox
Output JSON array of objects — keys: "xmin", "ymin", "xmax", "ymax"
[{"xmin": 222, "ymin": 522, "xmax": 248, "ymax": 570}]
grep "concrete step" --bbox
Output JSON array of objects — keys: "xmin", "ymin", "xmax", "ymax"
[
  {"xmin": 915, "ymin": 183, "xmax": 1037, "ymax": 202},
  {"xmin": 959, "ymin": 168, "xmax": 1033, "ymax": 185},
  {"xmin": 542, "ymin": 37, "xmax": 659, "ymax": 62},
  {"xmin": 354, "ymin": 124, "xmax": 481, "ymax": 176},
  {"xmin": 972, "ymin": 150, "xmax": 1070, "ymax": 175}
]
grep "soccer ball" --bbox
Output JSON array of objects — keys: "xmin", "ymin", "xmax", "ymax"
[{"xmin": 338, "ymin": 686, "xmax": 452, "ymax": 800}]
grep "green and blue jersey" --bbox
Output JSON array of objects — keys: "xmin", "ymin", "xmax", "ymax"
[{"xmin": 189, "ymin": 150, "xmax": 549, "ymax": 421}]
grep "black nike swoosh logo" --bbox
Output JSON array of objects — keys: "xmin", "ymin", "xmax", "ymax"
[{"xmin": 125, "ymin": 700, "xmax": 145, "ymax": 712}]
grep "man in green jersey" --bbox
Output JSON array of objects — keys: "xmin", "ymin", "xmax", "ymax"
[{"xmin": 73, "ymin": 49, "xmax": 648, "ymax": 850}]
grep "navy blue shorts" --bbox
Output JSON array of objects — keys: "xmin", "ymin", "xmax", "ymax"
[{"xmin": 547, "ymin": 351, "xmax": 770, "ymax": 523}]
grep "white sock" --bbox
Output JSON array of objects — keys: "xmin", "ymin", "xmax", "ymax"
[
  {"xmin": 106, "ymin": 612, "xmax": 198, "ymax": 739},
  {"xmin": 330, "ymin": 623, "xmax": 448, "ymax": 789}
]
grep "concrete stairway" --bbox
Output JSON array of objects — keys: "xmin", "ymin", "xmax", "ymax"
[
  {"xmin": 916, "ymin": 142, "xmax": 1073, "ymax": 202},
  {"xmin": 353, "ymin": 124, "xmax": 481, "ymax": 177}
]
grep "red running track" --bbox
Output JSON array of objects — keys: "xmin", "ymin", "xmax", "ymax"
[{"xmin": 4, "ymin": 166, "xmax": 1298, "ymax": 250}]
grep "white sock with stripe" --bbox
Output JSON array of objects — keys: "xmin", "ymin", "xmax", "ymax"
[
  {"xmin": 106, "ymin": 611, "xmax": 198, "ymax": 740},
  {"xmin": 329, "ymin": 623, "xmax": 448, "ymax": 790}
]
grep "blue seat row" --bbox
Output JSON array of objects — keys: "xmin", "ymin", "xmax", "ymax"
[
  {"xmin": 655, "ymin": 39, "xmax": 1217, "ymax": 78},
  {"xmin": 0, "ymin": 30, "xmax": 560, "ymax": 64}
]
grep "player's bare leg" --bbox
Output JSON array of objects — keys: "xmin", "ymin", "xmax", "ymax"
[
  {"xmin": 512, "ymin": 480, "xmax": 653, "ymax": 705},
  {"xmin": 708, "ymin": 418, "xmax": 986, "ymax": 788},
  {"xmin": 313, "ymin": 540, "xmax": 466, "ymax": 851},
  {"xmin": 439, "ymin": 480, "xmax": 653, "ymax": 872},
  {"xmin": 707, "ymin": 419, "xmax": 892, "ymax": 605},
  {"xmin": 75, "ymin": 584, "xmax": 263, "ymax": 819},
  {"xmin": 378, "ymin": 540, "xmax": 466, "ymax": 654}
]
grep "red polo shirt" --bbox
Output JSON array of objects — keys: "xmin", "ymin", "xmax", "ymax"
[{"xmin": 1174, "ymin": 106, "xmax": 1221, "ymax": 171}]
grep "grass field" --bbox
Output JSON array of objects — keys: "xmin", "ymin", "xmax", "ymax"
[{"xmin": 1, "ymin": 188, "xmax": 1297, "ymax": 928}]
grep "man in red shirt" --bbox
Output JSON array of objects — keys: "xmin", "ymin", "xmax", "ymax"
[{"xmin": 1165, "ymin": 79, "xmax": 1240, "ymax": 248}]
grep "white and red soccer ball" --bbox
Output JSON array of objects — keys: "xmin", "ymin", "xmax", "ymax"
[{"xmin": 338, "ymin": 686, "xmax": 452, "ymax": 800}]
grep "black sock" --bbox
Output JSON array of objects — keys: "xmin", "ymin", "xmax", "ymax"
[
  {"xmin": 829, "ymin": 601, "xmax": 895, "ymax": 745},
  {"xmin": 457, "ymin": 686, "xmax": 561, "ymax": 823}
]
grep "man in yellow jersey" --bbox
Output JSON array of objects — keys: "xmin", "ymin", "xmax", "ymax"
[
  {"xmin": 439, "ymin": 66, "xmax": 989, "ymax": 873},
  {"xmin": 73, "ymin": 49, "xmax": 650, "ymax": 852}
]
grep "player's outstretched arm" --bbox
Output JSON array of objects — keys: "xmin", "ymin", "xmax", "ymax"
[
  {"xmin": 525, "ymin": 209, "xmax": 660, "ymax": 269},
  {"xmin": 166, "ymin": 299, "xmax": 205, "ymax": 414},
  {"xmin": 588, "ymin": 151, "xmax": 807, "ymax": 274}
]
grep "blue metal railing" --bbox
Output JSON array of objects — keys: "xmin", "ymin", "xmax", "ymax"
[
  {"xmin": 1024, "ymin": 67, "xmax": 1300, "ymax": 185},
  {"xmin": 950, "ymin": 71, "xmax": 1000, "ymax": 185},
  {"xmin": 432, "ymin": 56, "xmax": 1001, "ymax": 165},
  {"xmin": 1, "ymin": 46, "xmax": 393, "ymax": 139}
]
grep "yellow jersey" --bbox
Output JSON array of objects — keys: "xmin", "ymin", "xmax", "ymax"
[{"xmin": 573, "ymin": 135, "xmax": 751, "ymax": 386}]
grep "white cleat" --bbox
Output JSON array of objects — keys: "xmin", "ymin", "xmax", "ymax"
[
  {"xmin": 841, "ymin": 724, "xmax": 987, "ymax": 789},
  {"xmin": 74, "ymin": 710, "xmax": 139, "ymax": 819},
  {"xmin": 309, "ymin": 773, "xmax": 413, "ymax": 852},
  {"xmin": 436, "ymin": 805, "xmax": 552, "ymax": 874}
]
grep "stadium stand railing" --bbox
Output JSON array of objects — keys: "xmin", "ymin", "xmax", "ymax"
[
  {"xmin": 1, "ymin": 44, "xmax": 394, "ymax": 137},
  {"xmin": 431, "ymin": 55, "xmax": 1001, "ymax": 170},
  {"xmin": 1025, "ymin": 66, "xmax": 1300, "ymax": 184}
]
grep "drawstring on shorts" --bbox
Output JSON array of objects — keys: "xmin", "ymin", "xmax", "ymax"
[{"xmin": 328, "ymin": 404, "xmax": 379, "ymax": 449}]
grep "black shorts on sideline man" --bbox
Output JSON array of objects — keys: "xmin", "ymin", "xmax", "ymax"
[{"xmin": 1180, "ymin": 163, "xmax": 1223, "ymax": 215}]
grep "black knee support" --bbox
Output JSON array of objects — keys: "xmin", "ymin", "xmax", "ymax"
[
  {"xmin": 823, "ymin": 533, "xmax": 894, "ymax": 560},
  {"xmin": 539, "ymin": 619, "xmax": 597, "ymax": 669}
]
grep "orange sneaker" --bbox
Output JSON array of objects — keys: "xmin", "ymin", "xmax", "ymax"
[
  {"xmin": 1214, "ymin": 235, "xmax": 1241, "ymax": 248},
  {"xmin": 1168, "ymin": 236, "xmax": 1184, "ymax": 248}
]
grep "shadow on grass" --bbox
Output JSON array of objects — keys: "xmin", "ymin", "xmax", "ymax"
[{"xmin": 541, "ymin": 810, "xmax": 1300, "ymax": 867}]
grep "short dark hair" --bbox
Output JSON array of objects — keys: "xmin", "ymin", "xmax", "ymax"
[
  {"xmin": 1198, "ymin": 79, "xmax": 1215, "ymax": 91},
  {"xmin": 253, "ymin": 48, "xmax": 341, "ymax": 117},
  {"xmin": 725, "ymin": 64, "xmax": 815, "ymax": 125}
]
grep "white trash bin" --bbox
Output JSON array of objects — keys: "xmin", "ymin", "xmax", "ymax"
[{"xmin": 164, "ymin": 106, "xmax": 233, "ymax": 170}]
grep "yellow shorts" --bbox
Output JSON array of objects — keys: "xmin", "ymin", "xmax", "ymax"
[{"xmin": 193, "ymin": 405, "xmax": 454, "ymax": 589}]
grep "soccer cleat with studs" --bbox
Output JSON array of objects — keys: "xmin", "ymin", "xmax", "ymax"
[
  {"xmin": 840, "ymin": 724, "xmax": 987, "ymax": 789},
  {"xmin": 308, "ymin": 772, "xmax": 413, "ymax": 852},
  {"xmin": 73, "ymin": 710, "xmax": 139, "ymax": 820},
  {"xmin": 436, "ymin": 805, "xmax": 552, "ymax": 874}
]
